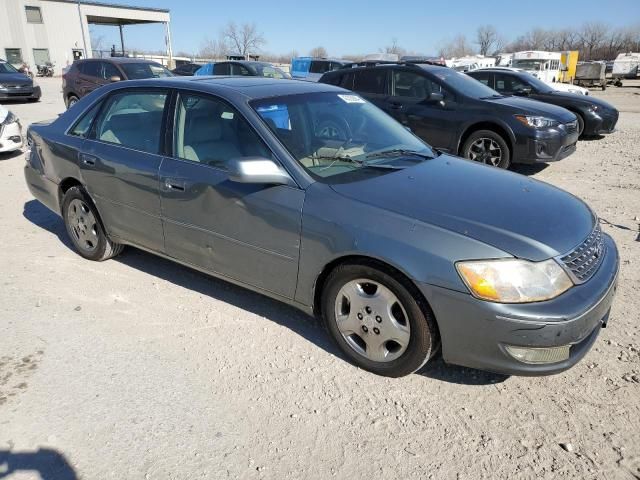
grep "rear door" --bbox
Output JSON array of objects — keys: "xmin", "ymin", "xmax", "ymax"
[
  {"xmin": 213, "ymin": 62, "xmax": 231, "ymax": 75},
  {"xmin": 352, "ymin": 68, "xmax": 389, "ymax": 109},
  {"xmin": 469, "ymin": 70, "xmax": 494, "ymax": 89},
  {"xmin": 159, "ymin": 91, "xmax": 303, "ymax": 298},
  {"xmin": 494, "ymin": 72, "xmax": 531, "ymax": 96},
  {"xmin": 81, "ymin": 88, "xmax": 169, "ymax": 252},
  {"xmin": 386, "ymin": 68, "xmax": 458, "ymax": 151},
  {"xmin": 76, "ymin": 61, "xmax": 107, "ymax": 97}
]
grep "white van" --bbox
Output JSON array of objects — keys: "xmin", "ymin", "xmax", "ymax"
[
  {"xmin": 612, "ymin": 52, "xmax": 640, "ymax": 84},
  {"xmin": 512, "ymin": 51, "xmax": 562, "ymax": 83}
]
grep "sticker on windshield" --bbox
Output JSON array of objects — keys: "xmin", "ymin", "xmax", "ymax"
[
  {"xmin": 338, "ymin": 94, "xmax": 365, "ymax": 104},
  {"xmin": 221, "ymin": 111, "xmax": 234, "ymax": 120}
]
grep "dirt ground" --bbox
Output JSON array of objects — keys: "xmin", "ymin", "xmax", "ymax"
[{"xmin": 1, "ymin": 78, "xmax": 639, "ymax": 480}]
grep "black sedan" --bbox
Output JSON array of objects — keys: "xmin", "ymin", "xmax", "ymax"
[
  {"xmin": 0, "ymin": 59, "xmax": 41, "ymax": 102},
  {"xmin": 468, "ymin": 68, "xmax": 619, "ymax": 137}
]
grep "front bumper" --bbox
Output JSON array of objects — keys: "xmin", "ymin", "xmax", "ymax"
[
  {"xmin": 512, "ymin": 123, "xmax": 579, "ymax": 164},
  {"xmin": 420, "ymin": 233, "xmax": 619, "ymax": 376},
  {"xmin": 583, "ymin": 109, "xmax": 619, "ymax": 136},
  {"xmin": 0, "ymin": 120, "xmax": 23, "ymax": 153},
  {"xmin": 0, "ymin": 85, "xmax": 41, "ymax": 101}
]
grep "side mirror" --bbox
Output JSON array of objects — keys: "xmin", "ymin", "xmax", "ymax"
[
  {"xmin": 109, "ymin": 75, "xmax": 121, "ymax": 82},
  {"xmin": 228, "ymin": 157, "xmax": 292, "ymax": 185},
  {"xmin": 429, "ymin": 92, "xmax": 444, "ymax": 103},
  {"xmin": 514, "ymin": 86, "xmax": 532, "ymax": 96}
]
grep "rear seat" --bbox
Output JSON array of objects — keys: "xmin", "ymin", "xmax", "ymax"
[{"xmin": 100, "ymin": 111, "xmax": 164, "ymax": 153}]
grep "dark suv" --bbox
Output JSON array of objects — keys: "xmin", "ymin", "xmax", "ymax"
[
  {"xmin": 320, "ymin": 63, "xmax": 579, "ymax": 168},
  {"xmin": 467, "ymin": 68, "xmax": 619, "ymax": 137},
  {"xmin": 62, "ymin": 58, "xmax": 172, "ymax": 108}
]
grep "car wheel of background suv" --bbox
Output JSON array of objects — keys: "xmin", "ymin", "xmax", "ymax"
[
  {"xmin": 462, "ymin": 130, "xmax": 511, "ymax": 169},
  {"xmin": 62, "ymin": 186, "xmax": 123, "ymax": 261},
  {"xmin": 322, "ymin": 261, "xmax": 439, "ymax": 377},
  {"xmin": 66, "ymin": 95, "xmax": 79, "ymax": 109}
]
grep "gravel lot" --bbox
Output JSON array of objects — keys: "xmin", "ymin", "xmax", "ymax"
[{"xmin": 1, "ymin": 78, "xmax": 639, "ymax": 480}]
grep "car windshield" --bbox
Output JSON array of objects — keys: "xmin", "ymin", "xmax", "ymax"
[
  {"xmin": 428, "ymin": 67, "xmax": 500, "ymax": 99},
  {"xmin": 512, "ymin": 60, "xmax": 545, "ymax": 71},
  {"xmin": 120, "ymin": 63, "xmax": 172, "ymax": 79},
  {"xmin": 0, "ymin": 62, "xmax": 19, "ymax": 74},
  {"xmin": 251, "ymin": 92, "xmax": 437, "ymax": 181}
]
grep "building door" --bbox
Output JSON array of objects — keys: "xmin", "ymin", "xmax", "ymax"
[
  {"xmin": 33, "ymin": 49, "xmax": 50, "ymax": 65},
  {"xmin": 72, "ymin": 49, "xmax": 84, "ymax": 61}
]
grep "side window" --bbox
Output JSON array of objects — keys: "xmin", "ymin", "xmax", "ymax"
[
  {"xmin": 213, "ymin": 63, "xmax": 230, "ymax": 75},
  {"xmin": 92, "ymin": 90, "xmax": 168, "ymax": 154},
  {"xmin": 470, "ymin": 72, "xmax": 492, "ymax": 88},
  {"xmin": 495, "ymin": 74, "xmax": 529, "ymax": 93},
  {"xmin": 339, "ymin": 72, "xmax": 354, "ymax": 89},
  {"xmin": 173, "ymin": 93, "xmax": 272, "ymax": 169},
  {"xmin": 392, "ymin": 70, "xmax": 431, "ymax": 99},
  {"xmin": 68, "ymin": 102, "xmax": 102, "ymax": 137},
  {"xmin": 102, "ymin": 62, "xmax": 121, "ymax": 80},
  {"xmin": 309, "ymin": 61, "xmax": 330, "ymax": 74},
  {"xmin": 80, "ymin": 62, "xmax": 100, "ymax": 78},
  {"xmin": 353, "ymin": 69, "xmax": 387, "ymax": 95}
]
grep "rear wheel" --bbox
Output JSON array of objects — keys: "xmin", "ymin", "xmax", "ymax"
[
  {"xmin": 462, "ymin": 130, "xmax": 510, "ymax": 169},
  {"xmin": 575, "ymin": 114, "xmax": 585, "ymax": 137},
  {"xmin": 66, "ymin": 95, "xmax": 79, "ymax": 109},
  {"xmin": 62, "ymin": 186, "xmax": 123, "ymax": 261},
  {"xmin": 322, "ymin": 262, "xmax": 439, "ymax": 377}
]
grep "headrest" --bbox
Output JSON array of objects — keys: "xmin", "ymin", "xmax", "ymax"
[{"xmin": 185, "ymin": 110, "xmax": 223, "ymax": 144}]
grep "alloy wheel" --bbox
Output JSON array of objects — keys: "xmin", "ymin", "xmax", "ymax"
[
  {"xmin": 67, "ymin": 199, "xmax": 99, "ymax": 252},
  {"xmin": 468, "ymin": 137, "xmax": 503, "ymax": 166}
]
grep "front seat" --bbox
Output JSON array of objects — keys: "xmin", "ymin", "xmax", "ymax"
[{"xmin": 183, "ymin": 114, "xmax": 241, "ymax": 168}]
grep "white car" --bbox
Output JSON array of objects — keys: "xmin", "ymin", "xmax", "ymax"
[{"xmin": 0, "ymin": 105, "xmax": 23, "ymax": 153}]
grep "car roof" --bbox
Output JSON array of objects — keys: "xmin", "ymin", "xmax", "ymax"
[
  {"xmin": 111, "ymin": 76, "xmax": 342, "ymax": 100},
  {"xmin": 326, "ymin": 62, "xmax": 449, "ymax": 76},
  {"xmin": 77, "ymin": 57, "xmax": 162, "ymax": 65}
]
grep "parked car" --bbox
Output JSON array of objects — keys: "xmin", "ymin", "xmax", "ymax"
[
  {"xmin": 24, "ymin": 77, "xmax": 618, "ymax": 377},
  {"xmin": 0, "ymin": 105, "xmax": 23, "ymax": 153},
  {"xmin": 171, "ymin": 62, "xmax": 203, "ymax": 76},
  {"xmin": 290, "ymin": 57, "xmax": 348, "ymax": 82},
  {"xmin": 478, "ymin": 67, "xmax": 589, "ymax": 95},
  {"xmin": 0, "ymin": 59, "xmax": 41, "ymax": 102},
  {"xmin": 62, "ymin": 58, "xmax": 172, "ymax": 108},
  {"xmin": 468, "ymin": 68, "xmax": 619, "ymax": 137},
  {"xmin": 319, "ymin": 63, "xmax": 579, "ymax": 169},
  {"xmin": 194, "ymin": 61, "xmax": 291, "ymax": 79}
]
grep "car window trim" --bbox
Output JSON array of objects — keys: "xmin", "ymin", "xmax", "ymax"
[{"xmin": 84, "ymin": 86, "xmax": 171, "ymax": 156}]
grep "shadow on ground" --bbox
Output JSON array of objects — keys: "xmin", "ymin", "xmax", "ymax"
[
  {"xmin": 23, "ymin": 199, "xmax": 508, "ymax": 385},
  {"xmin": 0, "ymin": 448, "xmax": 77, "ymax": 480},
  {"xmin": 0, "ymin": 150, "xmax": 23, "ymax": 161},
  {"xmin": 511, "ymin": 163, "xmax": 549, "ymax": 176}
]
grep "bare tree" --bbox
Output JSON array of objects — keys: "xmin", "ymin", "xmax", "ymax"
[
  {"xmin": 198, "ymin": 34, "xmax": 228, "ymax": 60},
  {"xmin": 476, "ymin": 25, "xmax": 499, "ymax": 56},
  {"xmin": 382, "ymin": 38, "xmax": 406, "ymax": 57},
  {"xmin": 222, "ymin": 22, "xmax": 266, "ymax": 58},
  {"xmin": 439, "ymin": 34, "xmax": 474, "ymax": 58},
  {"xmin": 309, "ymin": 46, "xmax": 328, "ymax": 58},
  {"xmin": 578, "ymin": 22, "xmax": 609, "ymax": 60}
]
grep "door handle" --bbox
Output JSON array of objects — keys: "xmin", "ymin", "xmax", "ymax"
[
  {"xmin": 163, "ymin": 178, "xmax": 186, "ymax": 191},
  {"xmin": 389, "ymin": 102, "xmax": 404, "ymax": 110},
  {"xmin": 80, "ymin": 153, "xmax": 97, "ymax": 166}
]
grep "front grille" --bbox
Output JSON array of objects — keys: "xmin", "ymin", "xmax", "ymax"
[
  {"xmin": 559, "ymin": 223, "xmax": 606, "ymax": 283},
  {"xmin": 565, "ymin": 120, "xmax": 578, "ymax": 134}
]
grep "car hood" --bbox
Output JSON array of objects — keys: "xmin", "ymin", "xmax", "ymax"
[
  {"xmin": 547, "ymin": 91, "xmax": 617, "ymax": 111},
  {"xmin": 330, "ymin": 155, "xmax": 595, "ymax": 261},
  {"xmin": 0, "ymin": 72, "xmax": 32, "ymax": 85},
  {"xmin": 487, "ymin": 95, "xmax": 577, "ymax": 122}
]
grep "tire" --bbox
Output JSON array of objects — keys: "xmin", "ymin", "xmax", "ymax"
[
  {"xmin": 66, "ymin": 95, "xmax": 79, "ymax": 109},
  {"xmin": 575, "ymin": 114, "xmax": 585, "ymax": 137},
  {"xmin": 601, "ymin": 84, "xmax": 606, "ymax": 91},
  {"xmin": 461, "ymin": 129, "xmax": 510, "ymax": 169},
  {"xmin": 27, "ymin": 98, "xmax": 39, "ymax": 103},
  {"xmin": 62, "ymin": 186, "xmax": 123, "ymax": 261},
  {"xmin": 322, "ymin": 262, "xmax": 439, "ymax": 377}
]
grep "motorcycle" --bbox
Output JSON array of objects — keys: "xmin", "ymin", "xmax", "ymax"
[
  {"xmin": 18, "ymin": 62, "xmax": 34, "ymax": 78},
  {"xmin": 36, "ymin": 62, "xmax": 54, "ymax": 77}
]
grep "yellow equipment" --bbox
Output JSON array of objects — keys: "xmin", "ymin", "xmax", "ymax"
[{"xmin": 559, "ymin": 51, "xmax": 579, "ymax": 83}]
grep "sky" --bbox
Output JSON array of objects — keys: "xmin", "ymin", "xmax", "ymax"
[{"xmin": 90, "ymin": 0, "xmax": 640, "ymax": 57}]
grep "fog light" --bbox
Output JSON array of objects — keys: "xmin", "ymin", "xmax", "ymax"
[{"xmin": 505, "ymin": 345, "xmax": 570, "ymax": 364}]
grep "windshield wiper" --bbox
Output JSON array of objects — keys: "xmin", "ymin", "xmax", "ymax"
[
  {"xmin": 479, "ymin": 94, "xmax": 504, "ymax": 100},
  {"xmin": 365, "ymin": 148, "xmax": 437, "ymax": 161},
  {"xmin": 309, "ymin": 155, "xmax": 404, "ymax": 170}
]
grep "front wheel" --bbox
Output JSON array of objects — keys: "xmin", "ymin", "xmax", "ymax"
[
  {"xmin": 322, "ymin": 263, "xmax": 439, "ymax": 377},
  {"xmin": 576, "ymin": 114, "xmax": 585, "ymax": 137},
  {"xmin": 462, "ymin": 130, "xmax": 510, "ymax": 169},
  {"xmin": 62, "ymin": 186, "xmax": 123, "ymax": 261},
  {"xmin": 66, "ymin": 95, "xmax": 79, "ymax": 109}
]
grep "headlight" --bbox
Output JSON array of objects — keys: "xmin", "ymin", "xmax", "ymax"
[
  {"xmin": 514, "ymin": 115, "xmax": 558, "ymax": 129},
  {"xmin": 456, "ymin": 258, "xmax": 573, "ymax": 303}
]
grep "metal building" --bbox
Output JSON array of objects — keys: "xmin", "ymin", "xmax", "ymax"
[{"xmin": 0, "ymin": 0, "xmax": 172, "ymax": 72}]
